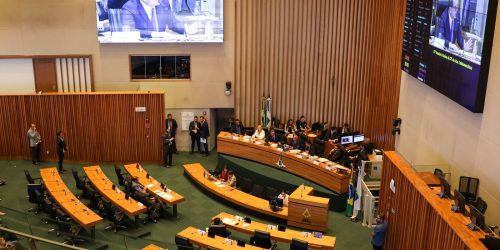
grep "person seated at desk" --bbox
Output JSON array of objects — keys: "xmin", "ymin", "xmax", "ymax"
[
  {"xmin": 328, "ymin": 144, "xmax": 345, "ymax": 163},
  {"xmin": 296, "ymin": 116, "xmax": 310, "ymax": 132},
  {"xmin": 209, "ymin": 217, "xmax": 231, "ymax": 237},
  {"xmin": 285, "ymin": 119, "xmax": 298, "ymax": 135},
  {"xmin": 277, "ymin": 190, "xmax": 289, "ymax": 207},
  {"xmin": 325, "ymin": 126, "xmax": 340, "ymax": 141},
  {"xmin": 304, "ymin": 140, "xmax": 312, "ymax": 153},
  {"xmin": 266, "ymin": 129, "xmax": 283, "ymax": 144},
  {"xmin": 218, "ymin": 165, "xmax": 229, "ymax": 182},
  {"xmin": 437, "ymin": 0, "xmax": 473, "ymax": 52},
  {"xmin": 341, "ymin": 123, "xmax": 351, "ymax": 134},
  {"xmin": 289, "ymin": 134, "xmax": 300, "ymax": 149},
  {"xmin": 225, "ymin": 170, "xmax": 237, "ymax": 188},
  {"xmin": 121, "ymin": 0, "xmax": 200, "ymax": 38},
  {"xmin": 131, "ymin": 177, "xmax": 147, "ymax": 194},
  {"xmin": 361, "ymin": 137, "xmax": 375, "ymax": 155},
  {"xmin": 230, "ymin": 119, "xmax": 245, "ymax": 135},
  {"xmin": 251, "ymin": 125, "xmax": 266, "ymax": 140}
]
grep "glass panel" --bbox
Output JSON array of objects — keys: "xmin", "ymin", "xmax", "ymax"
[
  {"xmin": 131, "ymin": 56, "xmax": 146, "ymax": 80},
  {"xmin": 175, "ymin": 56, "xmax": 190, "ymax": 79},
  {"xmin": 160, "ymin": 56, "xmax": 176, "ymax": 79},
  {"xmin": 144, "ymin": 56, "xmax": 161, "ymax": 80}
]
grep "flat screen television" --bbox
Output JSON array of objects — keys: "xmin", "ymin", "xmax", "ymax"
[
  {"xmin": 96, "ymin": 0, "xmax": 224, "ymax": 43},
  {"xmin": 402, "ymin": 0, "xmax": 498, "ymax": 112}
]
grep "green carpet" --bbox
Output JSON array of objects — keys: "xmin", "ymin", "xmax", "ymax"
[{"xmin": 0, "ymin": 152, "xmax": 372, "ymax": 250}]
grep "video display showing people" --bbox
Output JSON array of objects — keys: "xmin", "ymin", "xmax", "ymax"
[
  {"xmin": 429, "ymin": 0, "xmax": 489, "ymax": 65},
  {"xmin": 96, "ymin": 0, "xmax": 224, "ymax": 43}
]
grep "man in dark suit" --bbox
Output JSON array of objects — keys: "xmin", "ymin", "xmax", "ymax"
[
  {"xmin": 56, "ymin": 131, "xmax": 67, "ymax": 173},
  {"xmin": 230, "ymin": 119, "xmax": 245, "ymax": 135},
  {"xmin": 437, "ymin": 0, "xmax": 472, "ymax": 51},
  {"xmin": 161, "ymin": 130, "xmax": 173, "ymax": 167},
  {"xmin": 341, "ymin": 123, "xmax": 351, "ymax": 134},
  {"xmin": 121, "ymin": 0, "xmax": 185, "ymax": 38},
  {"xmin": 189, "ymin": 116, "xmax": 201, "ymax": 154},
  {"xmin": 165, "ymin": 114, "xmax": 178, "ymax": 154},
  {"xmin": 199, "ymin": 116, "xmax": 210, "ymax": 156},
  {"xmin": 266, "ymin": 129, "xmax": 283, "ymax": 144},
  {"xmin": 361, "ymin": 137, "xmax": 375, "ymax": 155},
  {"xmin": 296, "ymin": 116, "xmax": 310, "ymax": 132},
  {"xmin": 325, "ymin": 126, "xmax": 340, "ymax": 141}
]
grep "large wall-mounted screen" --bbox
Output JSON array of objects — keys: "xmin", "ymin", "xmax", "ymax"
[
  {"xmin": 402, "ymin": 0, "xmax": 498, "ymax": 113},
  {"xmin": 96, "ymin": 0, "xmax": 224, "ymax": 43}
]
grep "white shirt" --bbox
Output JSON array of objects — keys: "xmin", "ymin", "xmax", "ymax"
[
  {"xmin": 278, "ymin": 193, "xmax": 289, "ymax": 207},
  {"xmin": 251, "ymin": 130, "xmax": 266, "ymax": 139},
  {"xmin": 448, "ymin": 11, "xmax": 454, "ymax": 41},
  {"xmin": 139, "ymin": 0, "xmax": 159, "ymax": 32}
]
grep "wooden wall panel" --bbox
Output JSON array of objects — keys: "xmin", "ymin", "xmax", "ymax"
[
  {"xmin": 0, "ymin": 92, "xmax": 164, "ymax": 163},
  {"xmin": 379, "ymin": 151, "xmax": 488, "ymax": 250},
  {"xmin": 234, "ymin": 0, "xmax": 405, "ymax": 150}
]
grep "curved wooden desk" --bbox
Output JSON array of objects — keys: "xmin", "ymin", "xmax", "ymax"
[
  {"xmin": 83, "ymin": 166, "xmax": 147, "ymax": 218},
  {"xmin": 184, "ymin": 163, "xmax": 288, "ymax": 219},
  {"xmin": 124, "ymin": 163, "xmax": 185, "ymax": 216},
  {"xmin": 184, "ymin": 163, "xmax": 330, "ymax": 231},
  {"xmin": 214, "ymin": 212, "xmax": 335, "ymax": 250},
  {"xmin": 177, "ymin": 226, "xmax": 263, "ymax": 249},
  {"xmin": 40, "ymin": 168, "xmax": 103, "ymax": 230},
  {"xmin": 217, "ymin": 132, "xmax": 350, "ymax": 194}
]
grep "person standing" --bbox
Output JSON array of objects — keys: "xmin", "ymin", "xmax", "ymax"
[
  {"xmin": 189, "ymin": 116, "xmax": 201, "ymax": 154},
  {"xmin": 199, "ymin": 116, "xmax": 210, "ymax": 156},
  {"xmin": 161, "ymin": 130, "xmax": 174, "ymax": 167},
  {"xmin": 371, "ymin": 214, "xmax": 388, "ymax": 250},
  {"xmin": 27, "ymin": 124, "xmax": 42, "ymax": 165},
  {"xmin": 56, "ymin": 131, "xmax": 67, "ymax": 173},
  {"xmin": 165, "ymin": 114, "xmax": 178, "ymax": 154}
]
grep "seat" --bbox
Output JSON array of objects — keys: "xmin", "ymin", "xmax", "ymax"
[
  {"xmin": 114, "ymin": 165, "xmax": 128, "ymax": 187},
  {"xmin": 175, "ymin": 234, "xmax": 194, "ymax": 250},
  {"xmin": 209, "ymin": 224, "xmax": 231, "ymax": 238},
  {"xmin": 290, "ymin": 238, "xmax": 309, "ymax": 250},
  {"xmin": 434, "ymin": 168, "xmax": 445, "ymax": 179},
  {"xmin": 474, "ymin": 197, "xmax": 488, "ymax": 214},
  {"xmin": 250, "ymin": 230, "xmax": 272, "ymax": 249},
  {"xmin": 24, "ymin": 170, "xmax": 40, "ymax": 184},
  {"xmin": 27, "ymin": 184, "xmax": 44, "ymax": 214},
  {"xmin": 240, "ymin": 177, "xmax": 253, "ymax": 193},
  {"xmin": 251, "ymin": 184, "xmax": 264, "ymax": 198},
  {"xmin": 459, "ymin": 176, "xmax": 479, "ymax": 204},
  {"xmin": 265, "ymin": 187, "xmax": 278, "ymax": 199},
  {"xmin": 99, "ymin": 199, "xmax": 127, "ymax": 233}
]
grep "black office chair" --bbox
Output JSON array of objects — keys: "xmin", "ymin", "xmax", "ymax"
[
  {"xmin": 250, "ymin": 230, "xmax": 273, "ymax": 249},
  {"xmin": 290, "ymin": 238, "xmax": 309, "ymax": 250},
  {"xmin": 433, "ymin": 168, "xmax": 445, "ymax": 179},
  {"xmin": 99, "ymin": 199, "xmax": 127, "ymax": 233},
  {"xmin": 175, "ymin": 234, "xmax": 194, "ymax": 250},
  {"xmin": 251, "ymin": 184, "xmax": 264, "ymax": 198},
  {"xmin": 27, "ymin": 184, "xmax": 44, "ymax": 214},
  {"xmin": 474, "ymin": 197, "xmax": 488, "ymax": 214},
  {"xmin": 459, "ymin": 176, "xmax": 479, "ymax": 204},
  {"xmin": 265, "ymin": 187, "xmax": 278, "ymax": 199},
  {"xmin": 114, "ymin": 165, "xmax": 129, "ymax": 187},
  {"xmin": 240, "ymin": 177, "xmax": 253, "ymax": 193},
  {"xmin": 209, "ymin": 224, "xmax": 231, "ymax": 238},
  {"xmin": 24, "ymin": 170, "xmax": 40, "ymax": 184}
]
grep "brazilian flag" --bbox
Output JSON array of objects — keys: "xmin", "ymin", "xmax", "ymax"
[{"xmin": 345, "ymin": 164, "xmax": 358, "ymax": 217}]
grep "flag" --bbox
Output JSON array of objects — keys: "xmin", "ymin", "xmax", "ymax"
[
  {"xmin": 345, "ymin": 163, "xmax": 358, "ymax": 217},
  {"xmin": 260, "ymin": 96, "xmax": 272, "ymax": 128}
]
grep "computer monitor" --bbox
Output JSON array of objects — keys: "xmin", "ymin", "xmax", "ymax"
[
  {"xmin": 353, "ymin": 134, "xmax": 364, "ymax": 143},
  {"xmin": 437, "ymin": 177, "xmax": 451, "ymax": 199},
  {"xmin": 468, "ymin": 206, "xmax": 485, "ymax": 231},
  {"xmin": 452, "ymin": 189, "xmax": 466, "ymax": 214},
  {"xmin": 340, "ymin": 135, "xmax": 353, "ymax": 145}
]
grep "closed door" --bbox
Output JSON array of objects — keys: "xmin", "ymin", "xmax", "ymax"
[{"xmin": 33, "ymin": 58, "xmax": 58, "ymax": 92}]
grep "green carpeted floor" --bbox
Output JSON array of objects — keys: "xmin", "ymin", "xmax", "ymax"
[{"xmin": 0, "ymin": 152, "xmax": 372, "ymax": 250}]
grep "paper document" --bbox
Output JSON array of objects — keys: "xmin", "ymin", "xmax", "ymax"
[
  {"xmin": 158, "ymin": 192, "xmax": 174, "ymax": 201},
  {"xmin": 222, "ymin": 218, "xmax": 238, "ymax": 226},
  {"xmin": 146, "ymin": 184, "xmax": 154, "ymax": 188}
]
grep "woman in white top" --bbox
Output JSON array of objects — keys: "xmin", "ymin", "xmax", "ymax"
[{"xmin": 251, "ymin": 125, "xmax": 266, "ymax": 139}]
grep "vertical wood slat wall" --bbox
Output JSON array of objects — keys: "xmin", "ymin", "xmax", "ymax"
[
  {"xmin": 55, "ymin": 56, "xmax": 94, "ymax": 92},
  {"xmin": 234, "ymin": 0, "xmax": 405, "ymax": 150},
  {"xmin": 0, "ymin": 92, "xmax": 164, "ymax": 163},
  {"xmin": 379, "ymin": 152, "xmax": 487, "ymax": 250}
]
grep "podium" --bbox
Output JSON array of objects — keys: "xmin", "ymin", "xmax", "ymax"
[{"xmin": 287, "ymin": 185, "xmax": 330, "ymax": 232}]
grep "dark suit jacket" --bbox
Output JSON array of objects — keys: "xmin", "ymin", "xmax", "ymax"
[
  {"xmin": 325, "ymin": 129, "xmax": 340, "ymax": 141},
  {"xmin": 200, "ymin": 121, "xmax": 210, "ymax": 139},
  {"xmin": 230, "ymin": 124, "xmax": 245, "ymax": 135},
  {"xmin": 296, "ymin": 120, "xmax": 308, "ymax": 131},
  {"xmin": 121, "ymin": 0, "xmax": 185, "ymax": 38},
  {"xmin": 266, "ymin": 134, "xmax": 283, "ymax": 144},
  {"xmin": 56, "ymin": 136, "xmax": 67, "ymax": 155},
  {"xmin": 189, "ymin": 121, "xmax": 201, "ymax": 137},
  {"xmin": 165, "ymin": 119, "xmax": 178, "ymax": 136},
  {"xmin": 438, "ymin": 8, "xmax": 465, "ymax": 49}
]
